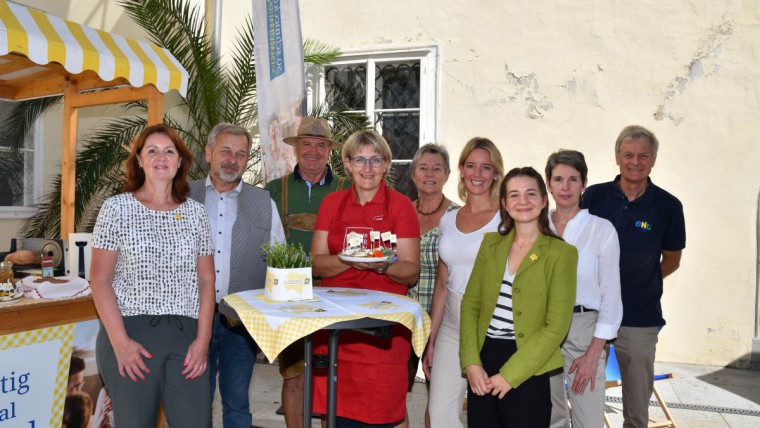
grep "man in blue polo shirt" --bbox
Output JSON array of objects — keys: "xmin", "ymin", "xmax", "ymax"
[{"xmin": 583, "ymin": 125, "xmax": 685, "ymax": 428}]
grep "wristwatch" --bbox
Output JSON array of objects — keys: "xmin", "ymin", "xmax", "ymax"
[{"xmin": 374, "ymin": 261, "xmax": 390, "ymax": 274}]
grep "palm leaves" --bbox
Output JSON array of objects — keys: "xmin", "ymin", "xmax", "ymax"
[{"xmin": 8, "ymin": 0, "xmax": 361, "ymax": 238}]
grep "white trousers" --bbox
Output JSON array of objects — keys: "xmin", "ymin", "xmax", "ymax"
[
  {"xmin": 549, "ymin": 311, "xmax": 607, "ymax": 428},
  {"xmin": 428, "ymin": 292, "xmax": 467, "ymax": 428}
]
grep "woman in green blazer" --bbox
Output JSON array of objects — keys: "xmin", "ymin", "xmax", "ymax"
[{"xmin": 460, "ymin": 167, "xmax": 577, "ymax": 427}]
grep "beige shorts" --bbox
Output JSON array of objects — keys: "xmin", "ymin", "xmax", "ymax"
[{"xmin": 278, "ymin": 338, "xmax": 305, "ymax": 379}]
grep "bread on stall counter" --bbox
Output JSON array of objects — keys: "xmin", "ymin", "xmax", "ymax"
[{"xmin": 5, "ymin": 250, "xmax": 42, "ymax": 265}]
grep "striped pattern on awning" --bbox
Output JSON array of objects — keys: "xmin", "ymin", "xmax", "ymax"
[{"xmin": 0, "ymin": 0, "xmax": 188, "ymax": 96}]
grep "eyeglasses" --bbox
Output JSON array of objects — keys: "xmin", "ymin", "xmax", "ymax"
[{"xmin": 350, "ymin": 156, "xmax": 385, "ymax": 168}]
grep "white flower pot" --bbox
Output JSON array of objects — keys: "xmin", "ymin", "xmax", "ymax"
[{"xmin": 264, "ymin": 266, "xmax": 313, "ymax": 301}]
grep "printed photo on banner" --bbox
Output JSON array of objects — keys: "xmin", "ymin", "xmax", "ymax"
[
  {"xmin": 252, "ymin": 0, "xmax": 307, "ymax": 183},
  {"xmin": 64, "ymin": 320, "xmax": 113, "ymax": 428}
]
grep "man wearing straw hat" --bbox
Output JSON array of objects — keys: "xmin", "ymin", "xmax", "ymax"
[{"xmin": 265, "ymin": 116, "xmax": 349, "ymax": 427}]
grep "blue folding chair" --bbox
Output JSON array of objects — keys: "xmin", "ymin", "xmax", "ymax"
[{"xmin": 603, "ymin": 344, "xmax": 677, "ymax": 428}]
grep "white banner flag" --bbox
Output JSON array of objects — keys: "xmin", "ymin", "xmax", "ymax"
[{"xmin": 252, "ymin": 0, "xmax": 306, "ymax": 183}]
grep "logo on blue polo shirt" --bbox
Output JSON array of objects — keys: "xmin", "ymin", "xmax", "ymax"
[{"xmin": 634, "ymin": 220, "xmax": 652, "ymax": 232}]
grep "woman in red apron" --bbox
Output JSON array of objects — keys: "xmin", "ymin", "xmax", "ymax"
[{"xmin": 311, "ymin": 129, "xmax": 421, "ymax": 427}]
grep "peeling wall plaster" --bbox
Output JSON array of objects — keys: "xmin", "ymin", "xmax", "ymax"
[
  {"xmin": 505, "ymin": 65, "xmax": 553, "ymax": 119},
  {"xmin": 654, "ymin": 20, "xmax": 734, "ymax": 125}
]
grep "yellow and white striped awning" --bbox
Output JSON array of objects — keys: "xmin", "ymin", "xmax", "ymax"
[{"xmin": 0, "ymin": 0, "xmax": 188, "ymax": 99}]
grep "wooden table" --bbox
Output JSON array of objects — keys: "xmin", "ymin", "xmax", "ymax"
[{"xmin": 0, "ymin": 295, "xmax": 97, "ymax": 335}]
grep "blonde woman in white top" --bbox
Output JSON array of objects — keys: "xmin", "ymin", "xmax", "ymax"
[
  {"xmin": 423, "ymin": 137, "xmax": 504, "ymax": 428},
  {"xmin": 545, "ymin": 150, "xmax": 623, "ymax": 428}
]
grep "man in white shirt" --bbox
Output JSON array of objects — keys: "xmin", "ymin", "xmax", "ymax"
[{"xmin": 189, "ymin": 123, "xmax": 285, "ymax": 428}]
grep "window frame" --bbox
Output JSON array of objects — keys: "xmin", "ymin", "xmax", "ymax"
[
  {"xmin": 308, "ymin": 45, "xmax": 441, "ymax": 164},
  {"xmin": 0, "ymin": 115, "xmax": 43, "ymax": 219}
]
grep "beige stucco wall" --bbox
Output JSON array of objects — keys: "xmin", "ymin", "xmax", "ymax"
[{"xmin": 295, "ymin": 0, "xmax": 760, "ymax": 367}]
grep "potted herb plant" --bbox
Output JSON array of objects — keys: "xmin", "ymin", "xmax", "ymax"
[{"xmin": 262, "ymin": 242, "xmax": 313, "ymax": 301}]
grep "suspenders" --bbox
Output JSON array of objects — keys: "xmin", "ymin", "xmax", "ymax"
[{"xmin": 281, "ymin": 175, "xmax": 289, "ymax": 231}]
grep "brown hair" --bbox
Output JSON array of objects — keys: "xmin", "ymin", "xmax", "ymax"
[
  {"xmin": 544, "ymin": 149, "xmax": 588, "ymax": 185},
  {"xmin": 62, "ymin": 391, "xmax": 93, "ymax": 428},
  {"xmin": 498, "ymin": 166, "xmax": 561, "ymax": 240},
  {"xmin": 68, "ymin": 355, "xmax": 85, "ymax": 376},
  {"xmin": 122, "ymin": 124, "xmax": 193, "ymax": 202}
]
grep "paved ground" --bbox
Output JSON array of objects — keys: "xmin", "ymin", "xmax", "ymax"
[{"xmin": 212, "ymin": 360, "xmax": 760, "ymax": 427}]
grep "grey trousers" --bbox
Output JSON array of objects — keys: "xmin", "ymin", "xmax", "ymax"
[
  {"xmin": 615, "ymin": 326, "xmax": 659, "ymax": 428},
  {"xmin": 549, "ymin": 311, "xmax": 607, "ymax": 428},
  {"xmin": 96, "ymin": 315, "xmax": 211, "ymax": 428}
]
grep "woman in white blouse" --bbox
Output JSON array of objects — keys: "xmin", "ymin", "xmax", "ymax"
[
  {"xmin": 545, "ymin": 150, "xmax": 623, "ymax": 428},
  {"xmin": 422, "ymin": 137, "xmax": 504, "ymax": 428},
  {"xmin": 90, "ymin": 124, "xmax": 215, "ymax": 427}
]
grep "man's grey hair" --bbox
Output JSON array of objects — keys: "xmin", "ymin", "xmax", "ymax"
[
  {"xmin": 207, "ymin": 123, "xmax": 253, "ymax": 151},
  {"xmin": 615, "ymin": 125, "xmax": 659, "ymax": 157}
]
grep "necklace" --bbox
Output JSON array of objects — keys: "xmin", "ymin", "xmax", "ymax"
[
  {"xmin": 514, "ymin": 237, "xmax": 537, "ymax": 250},
  {"xmin": 416, "ymin": 196, "xmax": 445, "ymax": 216}
]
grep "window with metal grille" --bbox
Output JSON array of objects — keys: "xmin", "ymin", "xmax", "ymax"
[
  {"xmin": 0, "ymin": 100, "xmax": 42, "ymax": 218},
  {"xmin": 312, "ymin": 47, "xmax": 439, "ymax": 200}
]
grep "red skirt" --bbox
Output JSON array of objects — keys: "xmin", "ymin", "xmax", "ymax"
[{"xmin": 311, "ymin": 325, "xmax": 411, "ymax": 424}]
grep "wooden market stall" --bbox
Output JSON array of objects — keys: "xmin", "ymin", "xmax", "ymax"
[{"xmin": 0, "ymin": 0, "xmax": 188, "ymax": 331}]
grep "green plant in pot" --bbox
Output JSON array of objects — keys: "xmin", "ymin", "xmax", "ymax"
[{"xmin": 262, "ymin": 242, "xmax": 312, "ymax": 301}]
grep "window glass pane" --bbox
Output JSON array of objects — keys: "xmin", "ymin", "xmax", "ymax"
[
  {"xmin": 375, "ymin": 61, "xmax": 420, "ymax": 109},
  {"xmin": 0, "ymin": 100, "xmax": 35, "ymax": 150},
  {"xmin": 324, "ymin": 64, "xmax": 367, "ymax": 110},
  {"xmin": 0, "ymin": 150, "xmax": 26, "ymax": 206},
  {"xmin": 375, "ymin": 111, "xmax": 419, "ymax": 160},
  {"xmin": 0, "ymin": 100, "xmax": 37, "ymax": 207},
  {"xmin": 389, "ymin": 163, "xmax": 417, "ymax": 200},
  {"xmin": 0, "ymin": 101, "xmax": 12, "ymax": 149}
]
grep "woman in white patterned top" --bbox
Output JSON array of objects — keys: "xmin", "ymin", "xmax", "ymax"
[{"xmin": 91, "ymin": 124, "xmax": 215, "ymax": 427}]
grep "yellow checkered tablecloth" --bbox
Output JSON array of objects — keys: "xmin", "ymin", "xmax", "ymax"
[{"xmin": 223, "ymin": 288, "xmax": 431, "ymax": 362}]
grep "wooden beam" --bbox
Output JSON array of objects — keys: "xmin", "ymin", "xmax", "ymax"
[
  {"xmin": 69, "ymin": 85, "xmax": 154, "ymax": 108},
  {"xmin": 61, "ymin": 81, "xmax": 77, "ymax": 239},
  {"xmin": 9, "ymin": 75, "xmax": 66, "ymax": 99},
  {"xmin": 9, "ymin": 67, "xmax": 65, "ymax": 88},
  {"xmin": 146, "ymin": 85, "xmax": 163, "ymax": 125},
  {"xmin": 0, "ymin": 84, "xmax": 16, "ymax": 99},
  {"xmin": 69, "ymin": 72, "xmax": 130, "ymax": 92},
  {"xmin": 0, "ymin": 58, "xmax": 49, "ymax": 76}
]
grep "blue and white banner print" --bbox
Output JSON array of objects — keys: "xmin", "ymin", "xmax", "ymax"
[{"xmin": 252, "ymin": 0, "xmax": 306, "ymax": 183}]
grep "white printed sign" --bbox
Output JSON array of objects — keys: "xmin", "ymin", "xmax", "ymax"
[{"xmin": 0, "ymin": 325, "xmax": 74, "ymax": 427}]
